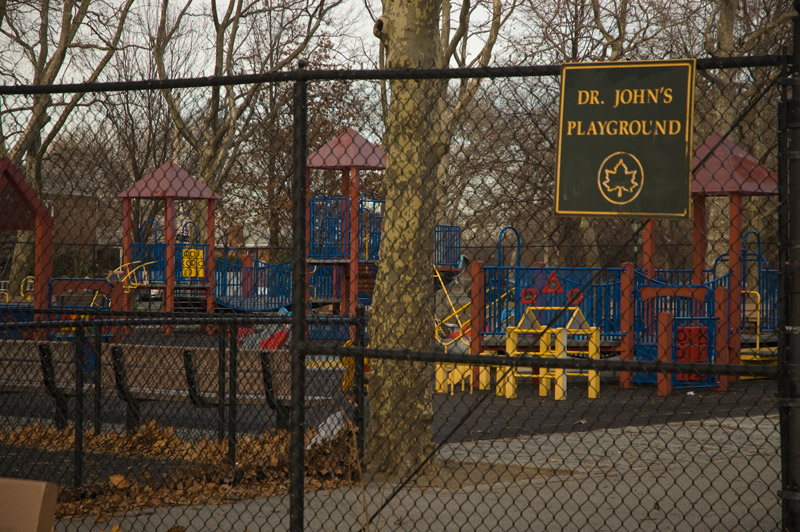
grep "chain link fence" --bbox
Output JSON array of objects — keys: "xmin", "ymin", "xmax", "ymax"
[{"xmin": 0, "ymin": 50, "xmax": 795, "ymax": 531}]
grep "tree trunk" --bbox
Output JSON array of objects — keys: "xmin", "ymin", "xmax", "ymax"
[
  {"xmin": 705, "ymin": 0, "xmax": 737, "ymax": 274},
  {"xmin": 367, "ymin": 0, "xmax": 445, "ymax": 479},
  {"xmin": 579, "ymin": 217, "xmax": 600, "ymax": 267}
]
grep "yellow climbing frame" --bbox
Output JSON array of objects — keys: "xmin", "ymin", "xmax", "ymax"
[{"xmin": 499, "ymin": 306, "xmax": 600, "ymax": 400}]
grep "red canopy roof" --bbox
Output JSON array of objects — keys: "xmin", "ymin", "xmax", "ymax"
[
  {"xmin": 117, "ymin": 162, "xmax": 220, "ymax": 200},
  {"xmin": 692, "ymin": 133, "xmax": 777, "ymax": 196},
  {"xmin": 307, "ymin": 128, "xmax": 386, "ymax": 170},
  {"xmin": 0, "ymin": 158, "xmax": 52, "ymax": 231}
]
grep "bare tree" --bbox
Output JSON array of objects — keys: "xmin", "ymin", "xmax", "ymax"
[
  {"xmin": 152, "ymin": 0, "xmax": 344, "ymax": 192},
  {"xmin": 695, "ymin": 0, "xmax": 793, "ymax": 271},
  {"xmin": 0, "ymin": 0, "xmax": 134, "ymax": 292}
]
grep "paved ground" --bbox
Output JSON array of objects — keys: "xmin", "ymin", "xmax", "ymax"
[{"xmin": 54, "ymin": 409, "xmax": 781, "ymax": 531}]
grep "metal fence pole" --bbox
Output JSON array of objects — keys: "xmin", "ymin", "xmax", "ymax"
[
  {"xmin": 290, "ymin": 60, "xmax": 309, "ymax": 532},
  {"xmin": 781, "ymin": 5, "xmax": 800, "ymax": 527},
  {"xmin": 74, "ymin": 326, "xmax": 85, "ymax": 487},
  {"xmin": 354, "ymin": 305, "xmax": 366, "ymax": 466},
  {"xmin": 228, "ymin": 324, "xmax": 238, "ymax": 477},
  {"xmin": 218, "ymin": 323, "xmax": 226, "ymax": 442},
  {"xmin": 93, "ymin": 326, "xmax": 102, "ymax": 434}
]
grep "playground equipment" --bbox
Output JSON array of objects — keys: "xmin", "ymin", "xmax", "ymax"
[
  {"xmin": 436, "ymin": 202, "xmax": 779, "ymax": 399},
  {"xmin": 0, "ymin": 158, "xmax": 53, "ymax": 313},
  {"xmin": 500, "ymin": 306, "xmax": 600, "ymax": 400},
  {"xmin": 118, "ymin": 162, "xmax": 218, "ymax": 318},
  {"xmin": 20, "ymin": 276, "xmax": 34, "ymax": 301},
  {"xmin": 209, "ymin": 129, "xmax": 462, "ymax": 322},
  {"xmin": 435, "ymin": 133, "xmax": 782, "ymax": 398},
  {"xmin": 303, "ymin": 129, "xmax": 461, "ymax": 323}
]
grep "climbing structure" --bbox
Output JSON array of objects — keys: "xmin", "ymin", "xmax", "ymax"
[
  {"xmin": 0, "ymin": 158, "xmax": 53, "ymax": 312},
  {"xmin": 306, "ymin": 128, "xmax": 387, "ymax": 318},
  {"xmin": 118, "ymin": 162, "xmax": 219, "ymax": 317}
]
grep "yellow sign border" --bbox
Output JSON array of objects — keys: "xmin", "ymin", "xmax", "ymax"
[{"xmin": 555, "ymin": 59, "xmax": 696, "ymax": 218}]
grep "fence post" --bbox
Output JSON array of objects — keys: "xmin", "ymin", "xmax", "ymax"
[
  {"xmin": 228, "ymin": 324, "xmax": 238, "ymax": 477},
  {"xmin": 73, "ymin": 326, "xmax": 85, "ymax": 487},
  {"xmin": 290, "ymin": 60, "xmax": 309, "ymax": 532},
  {"xmin": 620, "ymin": 262, "xmax": 634, "ymax": 388},
  {"xmin": 780, "ymin": 5, "xmax": 800, "ymax": 526},
  {"xmin": 657, "ymin": 312, "xmax": 672, "ymax": 398},
  {"xmin": 93, "ymin": 327, "xmax": 102, "ymax": 434},
  {"xmin": 217, "ymin": 323, "xmax": 226, "ymax": 442},
  {"xmin": 354, "ymin": 305, "xmax": 366, "ymax": 467}
]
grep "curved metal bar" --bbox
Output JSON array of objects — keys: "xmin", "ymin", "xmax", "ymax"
[
  {"xmin": 711, "ymin": 253, "xmax": 729, "ymax": 278},
  {"xmin": 139, "ymin": 219, "xmax": 159, "ymax": 244},
  {"xmin": 497, "ymin": 226, "xmax": 521, "ymax": 268},
  {"xmin": 181, "ymin": 220, "xmax": 200, "ymax": 245}
]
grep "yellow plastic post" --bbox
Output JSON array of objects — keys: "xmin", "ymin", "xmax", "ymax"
[
  {"xmin": 554, "ymin": 328, "xmax": 567, "ymax": 401},
  {"xmin": 505, "ymin": 327, "xmax": 518, "ymax": 355},
  {"xmin": 496, "ymin": 368, "xmax": 506, "ymax": 397},
  {"xmin": 435, "ymin": 363, "xmax": 447, "ymax": 393},
  {"xmin": 588, "ymin": 328, "xmax": 600, "ymax": 399},
  {"xmin": 539, "ymin": 330, "xmax": 552, "ymax": 397},
  {"xmin": 478, "ymin": 360, "xmax": 491, "ymax": 390},
  {"xmin": 500, "ymin": 365, "xmax": 517, "ymax": 399},
  {"xmin": 498, "ymin": 328, "xmax": 519, "ymax": 399}
]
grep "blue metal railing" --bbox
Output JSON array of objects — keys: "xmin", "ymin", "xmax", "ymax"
[
  {"xmin": 435, "ymin": 225, "xmax": 461, "ymax": 269},
  {"xmin": 310, "ymin": 263, "xmax": 342, "ymax": 301},
  {"xmin": 358, "ymin": 196, "xmax": 384, "ymax": 261},
  {"xmin": 311, "ymin": 194, "xmax": 461, "ymax": 268},
  {"xmin": 214, "ymin": 259, "xmax": 291, "ymax": 312},
  {"xmin": 310, "ymin": 197, "xmax": 349, "ymax": 259},
  {"xmin": 132, "ymin": 242, "xmax": 166, "ymax": 282},
  {"xmin": 483, "ymin": 266, "xmax": 623, "ymax": 338},
  {"xmin": 132, "ymin": 242, "xmax": 208, "ymax": 285},
  {"xmin": 758, "ymin": 269, "xmax": 779, "ymax": 331}
]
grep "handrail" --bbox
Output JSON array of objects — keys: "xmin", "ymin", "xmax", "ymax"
[
  {"xmin": 20, "ymin": 275, "xmax": 34, "ymax": 300},
  {"xmin": 497, "ymin": 226, "xmax": 521, "ymax": 268},
  {"xmin": 139, "ymin": 219, "xmax": 159, "ymax": 244},
  {"xmin": 360, "ymin": 206, "xmax": 373, "ymax": 260},
  {"xmin": 743, "ymin": 289, "xmax": 761, "ymax": 351},
  {"xmin": 433, "ymin": 265, "xmax": 471, "ymax": 350},
  {"xmin": 119, "ymin": 261, "xmax": 156, "ymax": 293},
  {"xmin": 181, "ymin": 220, "xmax": 200, "ymax": 245}
]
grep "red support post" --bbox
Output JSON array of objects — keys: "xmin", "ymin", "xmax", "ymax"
[
  {"xmin": 242, "ymin": 255, "xmax": 255, "ymax": 296},
  {"xmin": 620, "ymin": 262, "xmax": 634, "ymax": 388},
  {"xmin": 470, "ymin": 260, "xmax": 485, "ymax": 389},
  {"xmin": 657, "ymin": 311, "xmax": 673, "ymax": 397},
  {"xmin": 692, "ymin": 196, "xmax": 706, "ymax": 285},
  {"xmin": 348, "ymin": 167, "xmax": 359, "ymax": 339},
  {"xmin": 164, "ymin": 198, "xmax": 176, "ymax": 334},
  {"xmin": 714, "ymin": 286, "xmax": 729, "ymax": 392},
  {"xmin": 122, "ymin": 198, "xmax": 132, "ymax": 312},
  {"xmin": 530, "ymin": 262, "xmax": 546, "ymax": 386},
  {"xmin": 728, "ymin": 192, "xmax": 743, "ymax": 372}
]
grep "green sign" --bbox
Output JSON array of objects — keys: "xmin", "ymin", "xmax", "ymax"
[{"xmin": 555, "ymin": 59, "xmax": 695, "ymax": 218}]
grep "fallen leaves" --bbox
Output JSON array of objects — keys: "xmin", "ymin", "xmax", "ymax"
[
  {"xmin": 1, "ymin": 419, "xmax": 361, "ymax": 521},
  {"xmin": 108, "ymin": 475, "xmax": 131, "ymax": 489}
]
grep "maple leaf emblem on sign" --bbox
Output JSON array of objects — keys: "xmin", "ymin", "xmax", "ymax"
[
  {"xmin": 596, "ymin": 151, "xmax": 644, "ymax": 205},
  {"xmin": 602, "ymin": 158, "xmax": 639, "ymax": 198}
]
